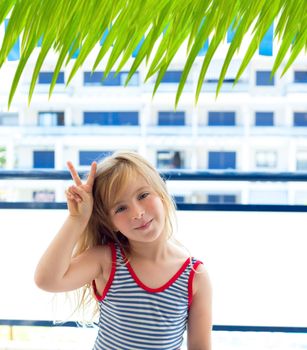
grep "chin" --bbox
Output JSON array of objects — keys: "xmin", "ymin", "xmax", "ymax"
[{"xmin": 144, "ymin": 228, "xmax": 165, "ymax": 243}]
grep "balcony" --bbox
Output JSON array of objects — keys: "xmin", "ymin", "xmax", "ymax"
[
  {"xmin": 250, "ymin": 125, "xmax": 307, "ymax": 137},
  {"xmin": 285, "ymin": 83, "xmax": 307, "ymax": 94},
  {"xmin": 201, "ymin": 81, "xmax": 249, "ymax": 93},
  {"xmin": 198, "ymin": 125, "xmax": 244, "ymax": 136},
  {"xmin": 146, "ymin": 125, "xmax": 193, "ymax": 136},
  {"xmin": 0, "ymin": 125, "xmax": 142, "ymax": 136},
  {"xmin": 1, "ymin": 171, "xmax": 307, "ymax": 349}
]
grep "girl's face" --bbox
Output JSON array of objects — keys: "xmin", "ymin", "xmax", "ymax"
[{"xmin": 108, "ymin": 173, "xmax": 166, "ymax": 244}]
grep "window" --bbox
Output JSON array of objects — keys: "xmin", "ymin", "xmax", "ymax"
[
  {"xmin": 173, "ymin": 195, "xmax": 185, "ymax": 203},
  {"xmin": 255, "ymin": 112, "xmax": 274, "ymax": 126},
  {"xmin": 158, "ymin": 111, "xmax": 185, "ymax": 126},
  {"xmin": 79, "ymin": 151, "xmax": 112, "ymax": 166},
  {"xmin": 293, "ymin": 112, "xmax": 307, "ymax": 126},
  {"xmin": 33, "ymin": 190, "xmax": 56, "ymax": 202},
  {"xmin": 83, "ymin": 112, "xmax": 139, "ymax": 126},
  {"xmin": 119, "ymin": 72, "xmax": 139, "ymax": 86},
  {"xmin": 38, "ymin": 112, "xmax": 64, "ymax": 126},
  {"xmin": 33, "ymin": 151, "xmax": 55, "ymax": 169},
  {"xmin": 296, "ymin": 151, "xmax": 307, "ymax": 171},
  {"xmin": 84, "ymin": 72, "xmax": 102, "ymax": 85},
  {"xmin": 157, "ymin": 151, "xmax": 183, "ymax": 169},
  {"xmin": 0, "ymin": 112, "xmax": 18, "ymax": 126},
  {"xmin": 294, "ymin": 71, "xmax": 307, "ymax": 83},
  {"xmin": 208, "ymin": 194, "xmax": 236, "ymax": 204},
  {"xmin": 83, "ymin": 71, "xmax": 139, "ymax": 86},
  {"xmin": 208, "ymin": 151, "xmax": 236, "ymax": 169},
  {"xmin": 208, "ymin": 111, "xmax": 236, "ymax": 126},
  {"xmin": 256, "ymin": 71, "xmax": 274, "ymax": 86},
  {"xmin": 255, "ymin": 151, "xmax": 277, "ymax": 168},
  {"xmin": 38, "ymin": 72, "xmax": 65, "ymax": 84},
  {"xmin": 161, "ymin": 71, "xmax": 182, "ymax": 83},
  {"xmin": 205, "ymin": 78, "xmax": 236, "ymax": 84}
]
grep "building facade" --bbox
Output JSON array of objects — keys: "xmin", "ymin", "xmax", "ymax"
[{"xmin": 0, "ymin": 43, "xmax": 307, "ymax": 204}]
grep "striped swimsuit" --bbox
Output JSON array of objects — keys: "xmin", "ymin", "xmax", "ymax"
[{"xmin": 92, "ymin": 243, "xmax": 202, "ymax": 350}]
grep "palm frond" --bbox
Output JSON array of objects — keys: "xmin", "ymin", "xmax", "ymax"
[{"xmin": 0, "ymin": 0, "xmax": 306, "ymax": 108}]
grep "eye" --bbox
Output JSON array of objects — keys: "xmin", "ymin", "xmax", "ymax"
[
  {"xmin": 138, "ymin": 192, "xmax": 149, "ymax": 200},
  {"xmin": 115, "ymin": 205, "xmax": 127, "ymax": 214}
]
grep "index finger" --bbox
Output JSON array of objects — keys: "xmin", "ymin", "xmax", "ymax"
[
  {"xmin": 86, "ymin": 161, "xmax": 97, "ymax": 188},
  {"xmin": 67, "ymin": 161, "xmax": 82, "ymax": 186}
]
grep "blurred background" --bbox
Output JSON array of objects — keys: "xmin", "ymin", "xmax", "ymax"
[{"xmin": 1, "ymin": 15, "xmax": 307, "ymax": 350}]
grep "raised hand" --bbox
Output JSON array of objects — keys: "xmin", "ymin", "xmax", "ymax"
[{"xmin": 65, "ymin": 161, "xmax": 97, "ymax": 222}]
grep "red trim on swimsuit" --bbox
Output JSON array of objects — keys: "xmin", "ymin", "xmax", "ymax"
[
  {"xmin": 120, "ymin": 246, "xmax": 191, "ymax": 293},
  {"xmin": 92, "ymin": 243, "xmax": 116, "ymax": 301}
]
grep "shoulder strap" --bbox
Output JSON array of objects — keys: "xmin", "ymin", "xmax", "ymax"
[{"xmin": 188, "ymin": 259, "xmax": 203, "ymax": 309}]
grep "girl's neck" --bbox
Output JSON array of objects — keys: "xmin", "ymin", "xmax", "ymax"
[{"xmin": 129, "ymin": 235, "xmax": 170, "ymax": 262}]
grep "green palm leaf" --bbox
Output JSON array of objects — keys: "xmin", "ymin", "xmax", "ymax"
[
  {"xmin": 66, "ymin": 1, "xmax": 115, "ymax": 86},
  {"xmin": 0, "ymin": 0, "xmax": 306, "ymax": 107}
]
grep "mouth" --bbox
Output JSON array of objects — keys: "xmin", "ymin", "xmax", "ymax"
[{"xmin": 135, "ymin": 219, "xmax": 153, "ymax": 230}]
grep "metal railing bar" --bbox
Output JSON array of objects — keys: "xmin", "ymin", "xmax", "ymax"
[
  {"xmin": 1, "ymin": 170, "xmax": 307, "ymax": 182},
  {"xmin": 213, "ymin": 325, "xmax": 307, "ymax": 333},
  {"xmin": 1, "ymin": 319, "xmax": 307, "ymax": 333},
  {"xmin": 0, "ymin": 202, "xmax": 307, "ymax": 212}
]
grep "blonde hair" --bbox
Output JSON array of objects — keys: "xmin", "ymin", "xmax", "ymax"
[{"xmin": 71, "ymin": 150, "xmax": 177, "ymax": 320}]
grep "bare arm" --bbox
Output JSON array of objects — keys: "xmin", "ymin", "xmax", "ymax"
[
  {"xmin": 187, "ymin": 264, "xmax": 213, "ymax": 350},
  {"xmin": 34, "ymin": 161, "xmax": 102, "ymax": 292}
]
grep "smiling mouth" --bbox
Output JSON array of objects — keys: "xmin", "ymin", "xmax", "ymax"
[{"xmin": 135, "ymin": 219, "xmax": 153, "ymax": 230}]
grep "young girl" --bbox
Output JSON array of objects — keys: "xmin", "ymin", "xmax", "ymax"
[{"xmin": 34, "ymin": 151, "xmax": 212, "ymax": 350}]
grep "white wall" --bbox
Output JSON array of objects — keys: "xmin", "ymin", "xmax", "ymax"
[{"xmin": 0, "ymin": 209, "xmax": 307, "ymax": 327}]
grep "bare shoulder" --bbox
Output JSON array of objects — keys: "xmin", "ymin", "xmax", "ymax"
[
  {"xmin": 87, "ymin": 244, "xmax": 111, "ymax": 256},
  {"xmin": 193, "ymin": 263, "xmax": 211, "ymax": 294},
  {"xmin": 89, "ymin": 245, "xmax": 114, "ymax": 295},
  {"xmin": 74, "ymin": 244, "xmax": 112, "ymax": 271},
  {"xmin": 84, "ymin": 244, "xmax": 112, "ymax": 263},
  {"xmin": 187, "ymin": 263, "xmax": 212, "ymax": 349},
  {"xmin": 168, "ymin": 240, "xmax": 190, "ymax": 260}
]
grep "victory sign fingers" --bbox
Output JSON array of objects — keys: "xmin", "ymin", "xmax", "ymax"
[
  {"xmin": 86, "ymin": 161, "xmax": 97, "ymax": 188},
  {"xmin": 67, "ymin": 161, "xmax": 82, "ymax": 186}
]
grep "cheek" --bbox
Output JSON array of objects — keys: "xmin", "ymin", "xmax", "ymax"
[
  {"xmin": 152, "ymin": 197, "xmax": 165, "ymax": 215},
  {"xmin": 112, "ymin": 214, "xmax": 129, "ymax": 230},
  {"xmin": 110, "ymin": 216, "xmax": 121, "ymax": 231}
]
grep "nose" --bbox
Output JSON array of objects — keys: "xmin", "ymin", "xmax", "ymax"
[{"xmin": 132, "ymin": 202, "xmax": 144, "ymax": 220}]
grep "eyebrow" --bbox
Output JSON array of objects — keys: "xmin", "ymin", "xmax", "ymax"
[{"xmin": 111, "ymin": 186, "xmax": 150, "ymax": 210}]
